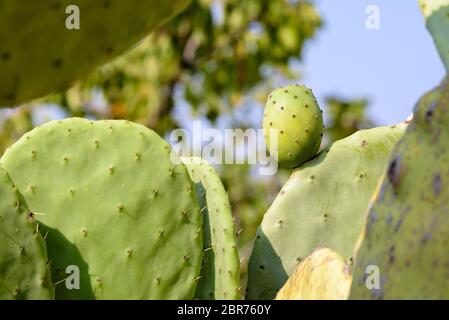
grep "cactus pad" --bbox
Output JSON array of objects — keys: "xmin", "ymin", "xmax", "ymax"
[
  {"xmin": 350, "ymin": 78, "xmax": 449, "ymax": 299},
  {"xmin": 0, "ymin": 167, "xmax": 54, "ymax": 299},
  {"xmin": 419, "ymin": 0, "xmax": 449, "ymax": 72},
  {"xmin": 276, "ymin": 247, "xmax": 352, "ymax": 300},
  {"xmin": 1, "ymin": 118, "xmax": 202, "ymax": 299},
  {"xmin": 247, "ymin": 124, "xmax": 405, "ymax": 299},
  {"xmin": 263, "ymin": 85, "xmax": 323, "ymax": 168},
  {"xmin": 0, "ymin": 0, "xmax": 190, "ymax": 107},
  {"xmin": 181, "ymin": 157, "xmax": 240, "ymax": 300}
]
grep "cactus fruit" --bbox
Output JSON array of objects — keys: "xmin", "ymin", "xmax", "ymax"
[
  {"xmin": 0, "ymin": 0, "xmax": 190, "ymax": 107},
  {"xmin": 181, "ymin": 157, "xmax": 240, "ymax": 300},
  {"xmin": 419, "ymin": 0, "xmax": 449, "ymax": 72},
  {"xmin": 350, "ymin": 77, "xmax": 449, "ymax": 299},
  {"xmin": 263, "ymin": 85, "xmax": 324, "ymax": 168},
  {"xmin": 247, "ymin": 124, "xmax": 406, "ymax": 299},
  {"xmin": 0, "ymin": 118, "xmax": 202, "ymax": 299},
  {"xmin": 0, "ymin": 167, "xmax": 54, "ymax": 299},
  {"xmin": 276, "ymin": 247, "xmax": 352, "ymax": 300}
]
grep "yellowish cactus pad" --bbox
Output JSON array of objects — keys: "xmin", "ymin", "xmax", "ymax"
[{"xmin": 276, "ymin": 247, "xmax": 352, "ymax": 300}]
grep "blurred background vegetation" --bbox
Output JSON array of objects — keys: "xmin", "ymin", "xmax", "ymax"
[{"xmin": 0, "ymin": 0, "xmax": 374, "ymax": 280}]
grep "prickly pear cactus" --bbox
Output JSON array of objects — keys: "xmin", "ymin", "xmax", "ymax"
[
  {"xmin": 276, "ymin": 247, "xmax": 352, "ymax": 300},
  {"xmin": 0, "ymin": 167, "xmax": 54, "ymax": 300},
  {"xmin": 181, "ymin": 157, "xmax": 240, "ymax": 300},
  {"xmin": 350, "ymin": 77, "xmax": 449, "ymax": 299},
  {"xmin": 1, "ymin": 118, "xmax": 202, "ymax": 299},
  {"xmin": 247, "ymin": 124, "xmax": 406, "ymax": 299},
  {"xmin": 263, "ymin": 85, "xmax": 324, "ymax": 168},
  {"xmin": 0, "ymin": 0, "xmax": 190, "ymax": 107},
  {"xmin": 419, "ymin": 0, "xmax": 449, "ymax": 72}
]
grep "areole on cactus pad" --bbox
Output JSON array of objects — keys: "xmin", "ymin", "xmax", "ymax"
[{"xmin": 0, "ymin": 118, "xmax": 203, "ymax": 299}]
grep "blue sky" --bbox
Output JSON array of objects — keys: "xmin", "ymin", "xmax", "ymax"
[{"xmin": 299, "ymin": 0, "xmax": 446, "ymax": 125}]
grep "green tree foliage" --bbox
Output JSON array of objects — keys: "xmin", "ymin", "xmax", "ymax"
[
  {"xmin": 325, "ymin": 97, "xmax": 374, "ymax": 143},
  {"xmin": 49, "ymin": 0, "xmax": 322, "ymax": 132}
]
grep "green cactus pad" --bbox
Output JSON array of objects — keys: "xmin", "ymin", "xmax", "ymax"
[
  {"xmin": 419, "ymin": 0, "xmax": 449, "ymax": 72},
  {"xmin": 247, "ymin": 124, "xmax": 405, "ymax": 299},
  {"xmin": 263, "ymin": 85, "xmax": 324, "ymax": 169},
  {"xmin": 0, "ymin": 0, "xmax": 190, "ymax": 107},
  {"xmin": 0, "ymin": 167, "xmax": 54, "ymax": 300},
  {"xmin": 181, "ymin": 157, "xmax": 240, "ymax": 300},
  {"xmin": 1, "ymin": 118, "xmax": 202, "ymax": 299},
  {"xmin": 350, "ymin": 77, "xmax": 449, "ymax": 299}
]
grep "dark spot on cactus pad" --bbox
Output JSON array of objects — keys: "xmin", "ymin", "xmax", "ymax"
[
  {"xmin": 368, "ymin": 210, "xmax": 378, "ymax": 230},
  {"xmin": 52, "ymin": 59, "xmax": 63, "ymax": 68},
  {"xmin": 280, "ymin": 106, "xmax": 284, "ymax": 110},
  {"xmin": 421, "ymin": 232, "xmax": 432, "ymax": 245},
  {"xmin": 103, "ymin": 0, "xmax": 111, "ymax": 8},
  {"xmin": 394, "ymin": 217, "xmax": 403, "ymax": 233},
  {"xmin": 49, "ymin": 1, "xmax": 61, "ymax": 10},
  {"xmin": 425, "ymin": 101, "xmax": 437, "ymax": 123},
  {"xmin": 388, "ymin": 245, "xmax": 395, "ymax": 264},
  {"xmin": 1, "ymin": 52, "xmax": 10, "ymax": 61},
  {"xmin": 106, "ymin": 46, "xmax": 114, "ymax": 55},
  {"xmin": 387, "ymin": 156, "xmax": 402, "ymax": 190},
  {"xmin": 4, "ymin": 92, "xmax": 16, "ymax": 102},
  {"xmin": 434, "ymin": 174, "xmax": 442, "ymax": 196},
  {"xmin": 386, "ymin": 213, "xmax": 393, "ymax": 225},
  {"xmin": 259, "ymin": 265, "xmax": 265, "ymax": 270}
]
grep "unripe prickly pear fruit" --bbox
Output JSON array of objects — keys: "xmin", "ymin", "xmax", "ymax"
[{"xmin": 263, "ymin": 85, "xmax": 324, "ymax": 168}]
